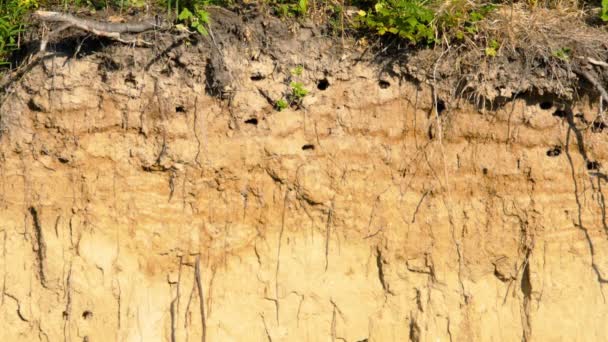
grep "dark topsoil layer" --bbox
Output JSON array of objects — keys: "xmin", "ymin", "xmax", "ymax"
[{"xmin": 4, "ymin": 4, "xmax": 608, "ymax": 113}]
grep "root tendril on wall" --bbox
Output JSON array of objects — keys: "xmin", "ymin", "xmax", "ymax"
[
  {"xmin": 325, "ymin": 200, "xmax": 335, "ymax": 272},
  {"xmin": 194, "ymin": 255, "xmax": 207, "ymax": 342},
  {"xmin": 565, "ymin": 121, "xmax": 608, "ymax": 299},
  {"xmin": 274, "ymin": 189, "xmax": 290, "ymax": 325}
]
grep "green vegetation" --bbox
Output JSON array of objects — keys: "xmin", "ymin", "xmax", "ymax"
[
  {"xmin": 552, "ymin": 47, "xmax": 571, "ymax": 61},
  {"xmin": 0, "ymin": 0, "xmax": 217, "ymax": 68},
  {"xmin": 1, "ymin": 0, "xmax": 608, "ymax": 71},
  {"xmin": 273, "ymin": 82, "xmax": 308, "ymax": 110},
  {"xmin": 356, "ymin": 0, "xmax": 435, "ymax": 44},
  {"xmin": 484, "ymin": 39, "xmax": 499, "ymax": 57},
  {"xmin": 290, "ymin": 81, "xmax": 308, "ymax": 100},
  {"xmin": 290, "ymin": 64, "xmax": 303, "ymax": 76},
  {"xmin": 0, "ymin": 0, "xmax": 37, "ymax": 67},
  {"xmin": 177, "ymin": 6, "xmax": 210, "ymax": 34},
  {"xmin": 275, "ymin": 98, "xmax": 288, "ymax": 111},
  {"xmin": 270, "ymin": 0, "xmax": 308, "ymax": 18},
  {"xmin": 354, "ymin": 0, "xmax": 500, "ymax": 45}
]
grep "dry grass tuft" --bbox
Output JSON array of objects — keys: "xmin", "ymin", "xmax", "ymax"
[{"xmin": 398, "ymin": 3, "xmax": 608, "ymax": 108}]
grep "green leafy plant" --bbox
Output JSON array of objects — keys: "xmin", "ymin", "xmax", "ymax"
[
  {"xmin": 177, "ymin": 7, "xmax": 210, "ymax": 35},
  {"xmin": 485, "ymin": 39, "xmax": 499, "ymax": 57},
  {"xmin": 356, "ymin": 0, "xmax": 435, "ymax": 45},
  {"xmin": 290, "ymin": 81, "xmax": 308, "ymax": 100},
  {"xmin": 469, "ymin": 4, "xmax": 495, "ymax": 22},
  {"xmin": 275, "ymin": 98, "xmax": 288, "ymax": 111},
  {"xmin": 0, "ymin": 0, "xmax": 37, "ymax": 67},
  {"xmin": 602, "ymin": 0, "xmax": 608, "ymax": 21},
  {"xmin": 162, "ymin": 0, "xmax": 226, "ymax": 35},
  {"xmin": 291, "ymin": 65, "xmax": 303, "ymax": 76},
  {"xmin": 552, "ymin": 47, "xmax": 571, "ymax": 61},
  {"xmin": 273, "ymin": 0, "xmax": 308, "ymax": 18},
  {"xmin": 275, "ymin": 82, "xmax": 308, "ymax": 109},
  {"xmin": 464, "ymin": 4, "xmax": 495, "ymax": 34}
]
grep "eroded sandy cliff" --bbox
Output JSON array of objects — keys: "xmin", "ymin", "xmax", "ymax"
[{"xmin": 1, "ymin": 10, "xmax": 608, "ymax": 342}]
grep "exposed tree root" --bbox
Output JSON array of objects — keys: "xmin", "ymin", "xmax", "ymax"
[{"xmin": 574, "ymin": 62, "xmax": 608, "ymax": 106}]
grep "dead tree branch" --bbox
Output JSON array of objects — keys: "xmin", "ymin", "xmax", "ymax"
[{"xmin": 34, "ymin": 10, "xmax": 163, "ymax": 49}]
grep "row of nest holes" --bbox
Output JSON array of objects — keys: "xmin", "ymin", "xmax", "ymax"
[
  {"xmin": 243, "ymin": 117, "xmax": 314, "ymax": 150},
  {"xmin": 63, "ymin": 310, "xmax": 93, "ymax": 320},
  {"xmin": 546, "ymin": 146, "xmax": 601, "ymax": 170},
  {"xmin": 175, "ymin": 105, "xmax": 606, "ymax": 166},
  {"xmin": 248, "ymin": 75, "xmax": 396, "ymax": 91},
  {"xmin": 552, "ymin": 108, "xmax": 607, "ymax": 133}
]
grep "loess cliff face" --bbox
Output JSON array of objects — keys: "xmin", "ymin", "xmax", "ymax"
[{"xmin": 2, "ymin": 16, "xmax": 608, "ymax": 341}]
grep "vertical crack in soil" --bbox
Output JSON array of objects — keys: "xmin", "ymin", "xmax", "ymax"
[
  {"xmin": 375, "ymin": 246, "xmax": 393, "ymax": 295},
  {"xmin": 324, "ymin": 201, "xmax": 334, "ymax": 272},
  {"xmin": 169, "ymin": 258, "xmax": 182, "ymax": 342},
  {"xmin": 520, "ymin": 260, "xmax": 532, "ymax": 342},
  {"xmin": 408, "ymin": 315, "xmax": 420, "ymax": 342},
  {"xmin": 274, "ymin": 189, "xmax": 289, "ymax": 324},
  {"xmin": 261, "ymin": 313, "xmax": 273, "ymax": 342},
  {"xmin": 29, "ymin": 206, "xmax": 47, "ymax": 288}
]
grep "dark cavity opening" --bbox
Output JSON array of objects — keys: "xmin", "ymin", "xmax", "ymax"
[
  {"xmin": 575, "ymin": 113, "xmax": 589, "ymax": 124},
  {"xmin": 317, "ymin": 78, "xmax": 330, "ymax": 90},
  {"xmin": 552, "ymin": 110, "xmax": 567, "ymax": 118},
  {"xmin": 302, "ymin": 144, "xmax": 315, "ymax": 150},
  {"xmin": 378, "ymin": 80, "xmax": 391, "ymax": 89},
  {"xmin": 244, "ymin": 118, "xmax": 258, "ymax": 125},
  {"xmin": 27, "ymin": 98, "xmax": 43, "ymax": 112},
  {"xmin": 124, "ymin": 73, "xmax": 137, "ymax": 87},
  {"xmin": 436, "ymin": 99, "xmax": 446, "ymax": 115},
  {"xmin": 587, "ymin": 160, "xmax": 600, "ymax": 171},
  {"xmin": 175, "ymin": 105, "xmax": 185, "ymax": 113},
  {"xmin": 539, "ymin": 101, "xmax": 553, "ymax": 110},
  {"xmin": 250, "ymin": 73, "xmax": 265, "ymax": 81},
  {"xmin": 592, "ymin": 120, "xmax": 606, "ymax": 133},
  {"xmin": 546, "ymin": 146, "xmax": 561, "ymax": 157},
  {"xmin": 100, "ymin": 56, "xmax": 121, "ymax": 71},
  {"xmin": 82, "ymin": 311, "xmax": 93, "ymax": 320},
  {"xmin": 482, "ymin": 167, "xmax": 488, "ymax": 175}
]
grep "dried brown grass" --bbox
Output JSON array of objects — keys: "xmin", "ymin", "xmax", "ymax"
[{"xmin": 405, "ymin": 3, "xmax": 608, "ymax": 107}]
